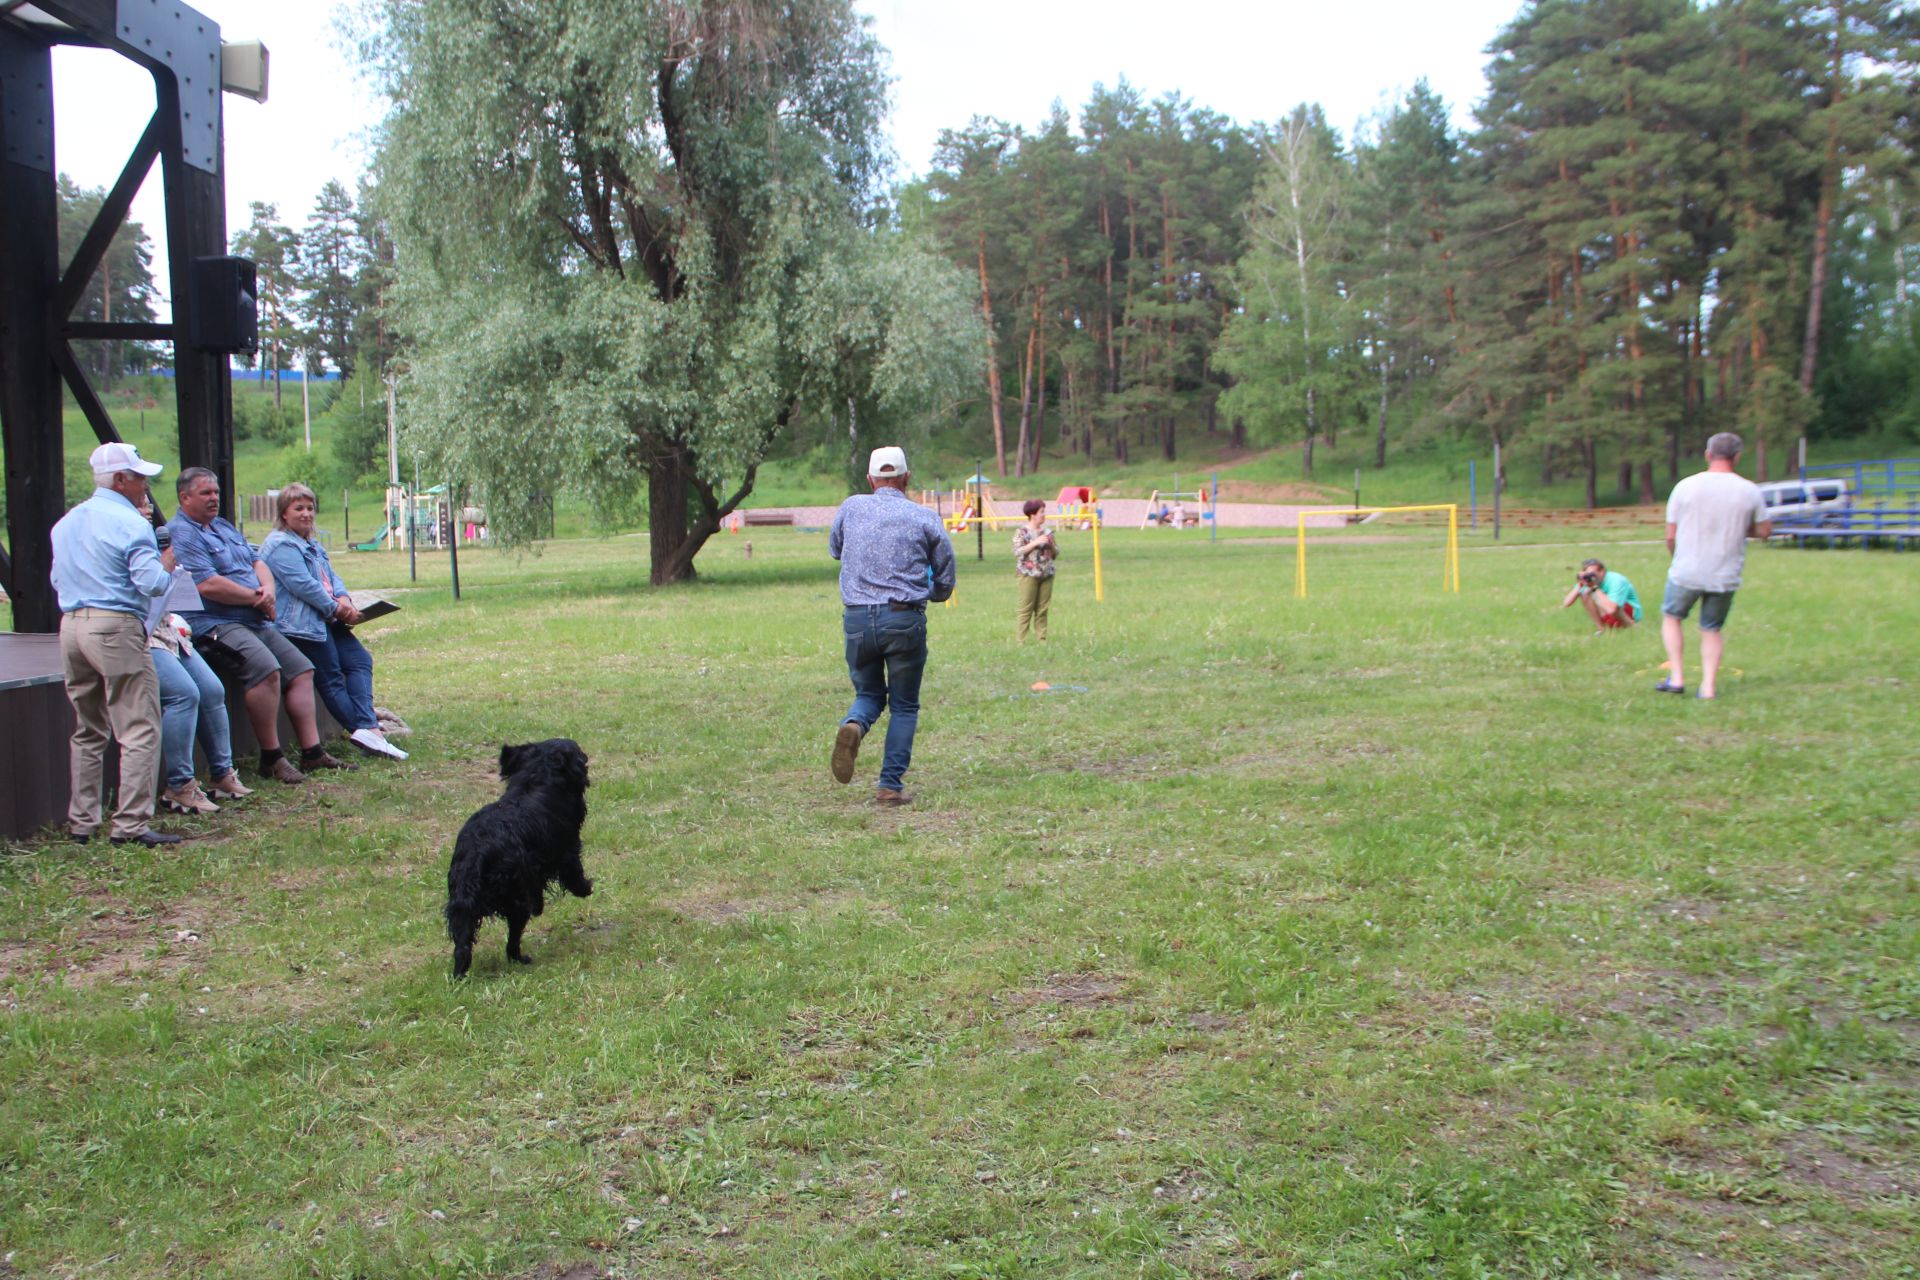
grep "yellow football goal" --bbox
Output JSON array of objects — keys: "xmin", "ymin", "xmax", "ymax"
[{"xmin": 1294, "ymin": 504, "xmax": 1461, "ymax": 599}]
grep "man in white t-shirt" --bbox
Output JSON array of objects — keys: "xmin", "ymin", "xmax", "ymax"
[{"xmin": 1658, "ymin": 432, "xmax": 1771, "ymax": 701}]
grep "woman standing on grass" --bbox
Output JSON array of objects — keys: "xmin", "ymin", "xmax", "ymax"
[
  {"xmin": 1012, "ymin": 499, "xmax": 1058, "ymax": 643},
  {"xmin": 261, "ymin": 484, "xmax": 408, "ymax": 760}
]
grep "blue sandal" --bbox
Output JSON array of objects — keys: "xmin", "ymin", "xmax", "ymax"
[{"xmin": 1654, "ymin": 678, "xmax": 1686, "ymax": 694}]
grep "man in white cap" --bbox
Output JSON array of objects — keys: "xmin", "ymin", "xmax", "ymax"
[
  {"xmin": 827, "ymin": 446, "xmax": 956, "ymax": 806},
  {"xmin": 49, "ymin": 443, "xmax": 182, "ymax": 846}
]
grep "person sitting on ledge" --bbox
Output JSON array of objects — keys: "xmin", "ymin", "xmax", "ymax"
[
  {"xmin": 166, "ymin": 467, "xmax": 354, "ymax": 784},
  {"xmin": 261, "ymin": 484, "xmax": 407, "ymax": 761}
]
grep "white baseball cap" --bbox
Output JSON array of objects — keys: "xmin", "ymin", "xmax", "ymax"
[
  {"xmin": 89, "ymin": 442, "xmax": 165, "ymax": 477},
  {"xmin": 868, "ymin": 446, "xmax": 909, "ymax": 478}
]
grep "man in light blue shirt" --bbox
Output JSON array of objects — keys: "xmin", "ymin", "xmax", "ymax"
[
  {"xmin": 49, "ymin": 443, "xmax": 181, "ymax": 846},
  {"xmin": 827, "ymin": 446, "xmax": 955, "ymax": 807}
]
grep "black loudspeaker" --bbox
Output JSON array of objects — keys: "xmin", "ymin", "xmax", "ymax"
[{"xmin": 189, "ymin": 256, "xmax": 259, "ymax": 355}]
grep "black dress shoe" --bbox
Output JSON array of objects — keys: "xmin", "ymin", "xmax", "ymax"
[
  {"xmin": 109, "ymin": 830, "xmax": 184, "ymax": 847},
  {"xmin": 69, "ymin": 831, "xmax": 93, "ymax": 845}
]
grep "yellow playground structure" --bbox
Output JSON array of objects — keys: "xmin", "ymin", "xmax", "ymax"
[{"xmin": 938, "ymin": 486, "xmax": 1106, "ymax": 603}]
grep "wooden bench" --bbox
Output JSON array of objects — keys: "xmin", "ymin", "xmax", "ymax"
[{"xmin": 740, "ymin": 511, "xmax": 795, "ymax": 527}]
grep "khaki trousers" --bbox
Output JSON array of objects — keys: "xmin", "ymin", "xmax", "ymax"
[
  {"xmin": 1015, "ymin": 573, "xmax": 1053, "ymax": 642},
  {"xmin": 61, "ymin": 609, "xmax": 162, "ymax": 839}
]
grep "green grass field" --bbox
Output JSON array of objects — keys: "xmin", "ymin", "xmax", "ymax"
[{"xmin": 2, "ymin": 522, "xmax": 1916, "ymax": 1279}]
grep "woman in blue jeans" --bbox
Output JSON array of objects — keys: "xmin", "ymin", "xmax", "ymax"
[
  {"xmin": 139, "ymin": 495, "xmax": 252, "ymax": 815},
  {"xmin": 260, "ymin": 484, "xmax": 407, "ymax": 760}
]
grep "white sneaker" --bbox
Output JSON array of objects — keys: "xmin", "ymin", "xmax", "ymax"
[{"xmin": 349, "ymin": 727, "xmax": 409, "ymax": 760}]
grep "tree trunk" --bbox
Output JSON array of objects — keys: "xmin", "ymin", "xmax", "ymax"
[
  {"xmin": 1231, "ymin": 417, "xmax": 1245, "ymax": 449},
  {"xmin": 1582, "ymin": 438, "xmax": 1598, "ymax": 509},
  {"xmin": 976, "ymin": 234, "xmax": 1008, "ymax": 477},
  {"xmin": 648, "ymin": 438, "xmax": 697, "ymax": 585},
  {"xmin": 1014, "ymin": 304, "xmax": 1037, "ymax": 478},
  {"xmin": 1637, "ymin": 458, "xmax": 1657, "ymax": 504},
  {"xmin": 1542, "ymin": 442, "xmax": 1557, "ymax": 486},
  {"xmin": 1799, "ymin": 18, "xmax": 1847, "ymax": 396},
  {"xmin": 1374, "ymin": 343, "xmax": 1389, "ymax": 469},
  {"xmin": 1031, "ymin": 295, "xmax": 1048, "ymax": 473},
  {"xmin": 1617, "ymin": 460, "xmax": 1633, "ymax": 495},
  {"xmin": 1161, "ymin": 414, "xmax": 1175, "ymax": 462},
  {"xmin": 647, "ymin": 436, "xmax": 755, "ymax": 586}
]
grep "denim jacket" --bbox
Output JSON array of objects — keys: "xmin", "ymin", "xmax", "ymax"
[{"xmin": 260, "ymin": 528, "xmax": 348, "ymax": 642}]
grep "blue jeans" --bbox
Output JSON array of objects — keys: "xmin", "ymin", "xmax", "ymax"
[
  {"xmin": 152, "ymin": 644, "xmax": 234, "ymax": 787},
  {"xmin": 842, "ymin": 606, "xmax": 928, "ymax": 792},
  {"xmin": 288, "ymin": 624, "xmax": 378, "ymax": 732}
]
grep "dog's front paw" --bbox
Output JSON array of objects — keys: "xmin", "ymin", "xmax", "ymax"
[
  {"xmin": 511, "ymin": 952, "xmax": 534, "ymax": 965},
  {"xmin": 577, "ymin": 878, "xmax": 594, "ymax": 897}
]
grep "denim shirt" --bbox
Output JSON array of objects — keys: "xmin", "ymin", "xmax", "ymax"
[
  {"xmin": 259, "ymin": 528, "xmax": 347, "ymax": 642},
  {"xmin": 167, "ymin": 512, "xmax": 265, "ymax": 632}
]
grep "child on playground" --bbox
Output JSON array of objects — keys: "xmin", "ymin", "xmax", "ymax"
[{"xmin": 1561, "ymin": 557, "xmax": 1641, "ymax": 632}]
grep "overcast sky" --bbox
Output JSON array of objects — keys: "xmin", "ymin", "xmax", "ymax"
[{"xmin": 48, "ymin": 0, "xmax": 1524, "ymax": 314}]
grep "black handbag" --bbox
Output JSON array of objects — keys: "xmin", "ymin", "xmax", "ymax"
[{"xmin": 191, "ymin": 628, "xmax": 248, "ymax": 679}]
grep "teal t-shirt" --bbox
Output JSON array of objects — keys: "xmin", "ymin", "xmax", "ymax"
[{"xmin": 1599, "ymin": 570, "xmax": 1642, "ymax": 620}]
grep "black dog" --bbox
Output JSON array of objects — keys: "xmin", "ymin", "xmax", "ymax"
[{"xmin": 445, "ymin": 739, "xmax": 593, "ymax": 977}]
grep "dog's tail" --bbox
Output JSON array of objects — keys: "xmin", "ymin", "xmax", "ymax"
[{"xmin": 446, "ymin": 897, "xmax": 478, "ymax": 978}]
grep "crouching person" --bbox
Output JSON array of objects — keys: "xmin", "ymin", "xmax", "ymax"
[{"xmin": 1562, "ymin": 558, "xmax": 1641, "ymax": 633}]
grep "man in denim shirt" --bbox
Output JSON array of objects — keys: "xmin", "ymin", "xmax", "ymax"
[
  {"xmin": 828, "ymin": 447, "xmax": 955, "ymax": 807},
  {"xmin": 166, "ymin": 467, "xmax": 352, "ymax": 783}
]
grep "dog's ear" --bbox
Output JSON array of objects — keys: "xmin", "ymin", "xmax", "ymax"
[
  {"xmin": 569, "ymin": 747, "xmax": 590, "ymax": 790},
  {"xmin": 499, "ymin": 744, "xmax": 521, "ymax": 778}
]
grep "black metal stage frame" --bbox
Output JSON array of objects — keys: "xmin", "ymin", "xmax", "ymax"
[{"xmin": 1, "ymin": 0, "xmax": 238, "ymax": 632}]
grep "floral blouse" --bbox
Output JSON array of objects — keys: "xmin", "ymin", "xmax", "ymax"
[{"xmin": 1012, "ymin": 522, "xmax": 1057, "ymax": 579}]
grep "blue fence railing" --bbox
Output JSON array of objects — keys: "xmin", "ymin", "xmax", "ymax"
[{"xmin": 1803, "ymin": 458, "xmax": 1920, "ymax": 495}]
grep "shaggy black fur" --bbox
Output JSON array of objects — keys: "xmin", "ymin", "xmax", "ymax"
[{"xmin": 445, "ymin": 738, "xmax": 593, "ymax": 977}]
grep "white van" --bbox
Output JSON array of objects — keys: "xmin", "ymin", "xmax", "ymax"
[{"xmin": 1756, "ymin": 477, "xmax": 1853, "ymax": 523}]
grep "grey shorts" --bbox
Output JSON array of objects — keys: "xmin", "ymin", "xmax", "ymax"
[
  {"xmin": 1662, "ymin": 581, "xmax": 1735, "ymax": 632},
  {"xmin": 195, "ymin": 621, "xmax": 315, "ymax": 690}
]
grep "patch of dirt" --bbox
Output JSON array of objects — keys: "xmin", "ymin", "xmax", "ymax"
[
  {"xmin": 2, "ymin": 903, "xmax": 213, "ymax": 990},
  {"xmin": 1212, "ymin": 480, "xmax": 1340, "ymax": 503},
  {"xmin": 513, "ymin": 1265, "xmax": 605, "ymax": 1280},
  {"xmin": 1187, "ymin": 1011, "xmax": 1237, "ymax": 1032},
  {"xmin": 1774, "ymin": 1133, "xmax": 1914, "ymax": 1200},
  {"xmin": 1003, "ymin": 972, "xmax": 1130, "ymax": 1009}
]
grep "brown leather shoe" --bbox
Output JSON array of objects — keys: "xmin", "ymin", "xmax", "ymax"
[
  {"xmin": 873, "ymin": 788, "xmax": 913, "ymax": 807},
  {"xmin": 302, "ymin": 750, "xmax": 357, "ymax": 772},
  {"xmin": 264, "ymin": 757, "xmax": 307, "ymax": 785},
  {"xmin": 830, "ymin": 721, "xmax": 864, "ymax": 784}
]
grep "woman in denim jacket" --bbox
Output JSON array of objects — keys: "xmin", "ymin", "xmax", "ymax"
[{"xmin": 260, "ymin": 484, "xmax": 408, "ymax": 760}]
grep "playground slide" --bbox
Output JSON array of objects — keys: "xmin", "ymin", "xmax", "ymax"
[{"xmin": 350, "ymin": 519, "xmax": 399, "ymax": 552}]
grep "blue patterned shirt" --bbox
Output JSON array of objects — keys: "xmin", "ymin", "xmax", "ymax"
[
  {"xmin": 828, "ymin": 487, "xmax": 956, "ymax": 606},
  {"xmin": 166, "ymin": 512, "xmax": 266, "ymax": 632},
  {"xmin": 50, "ymin": 487, "xmax": 171, "ymax": 616}
]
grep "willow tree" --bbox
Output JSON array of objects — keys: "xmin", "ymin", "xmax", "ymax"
[{"xmin": 367, "ymin": 0, "xmax": 976, "ymax": 582}]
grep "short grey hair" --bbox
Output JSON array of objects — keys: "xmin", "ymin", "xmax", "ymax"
[
  {"xmin": 1705, "ymin": 432, "xmax": 1743, "ymax": 460},
  {"xmin": 176, "ymin": 465, "xmax": 219, "ymax": 497}
]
